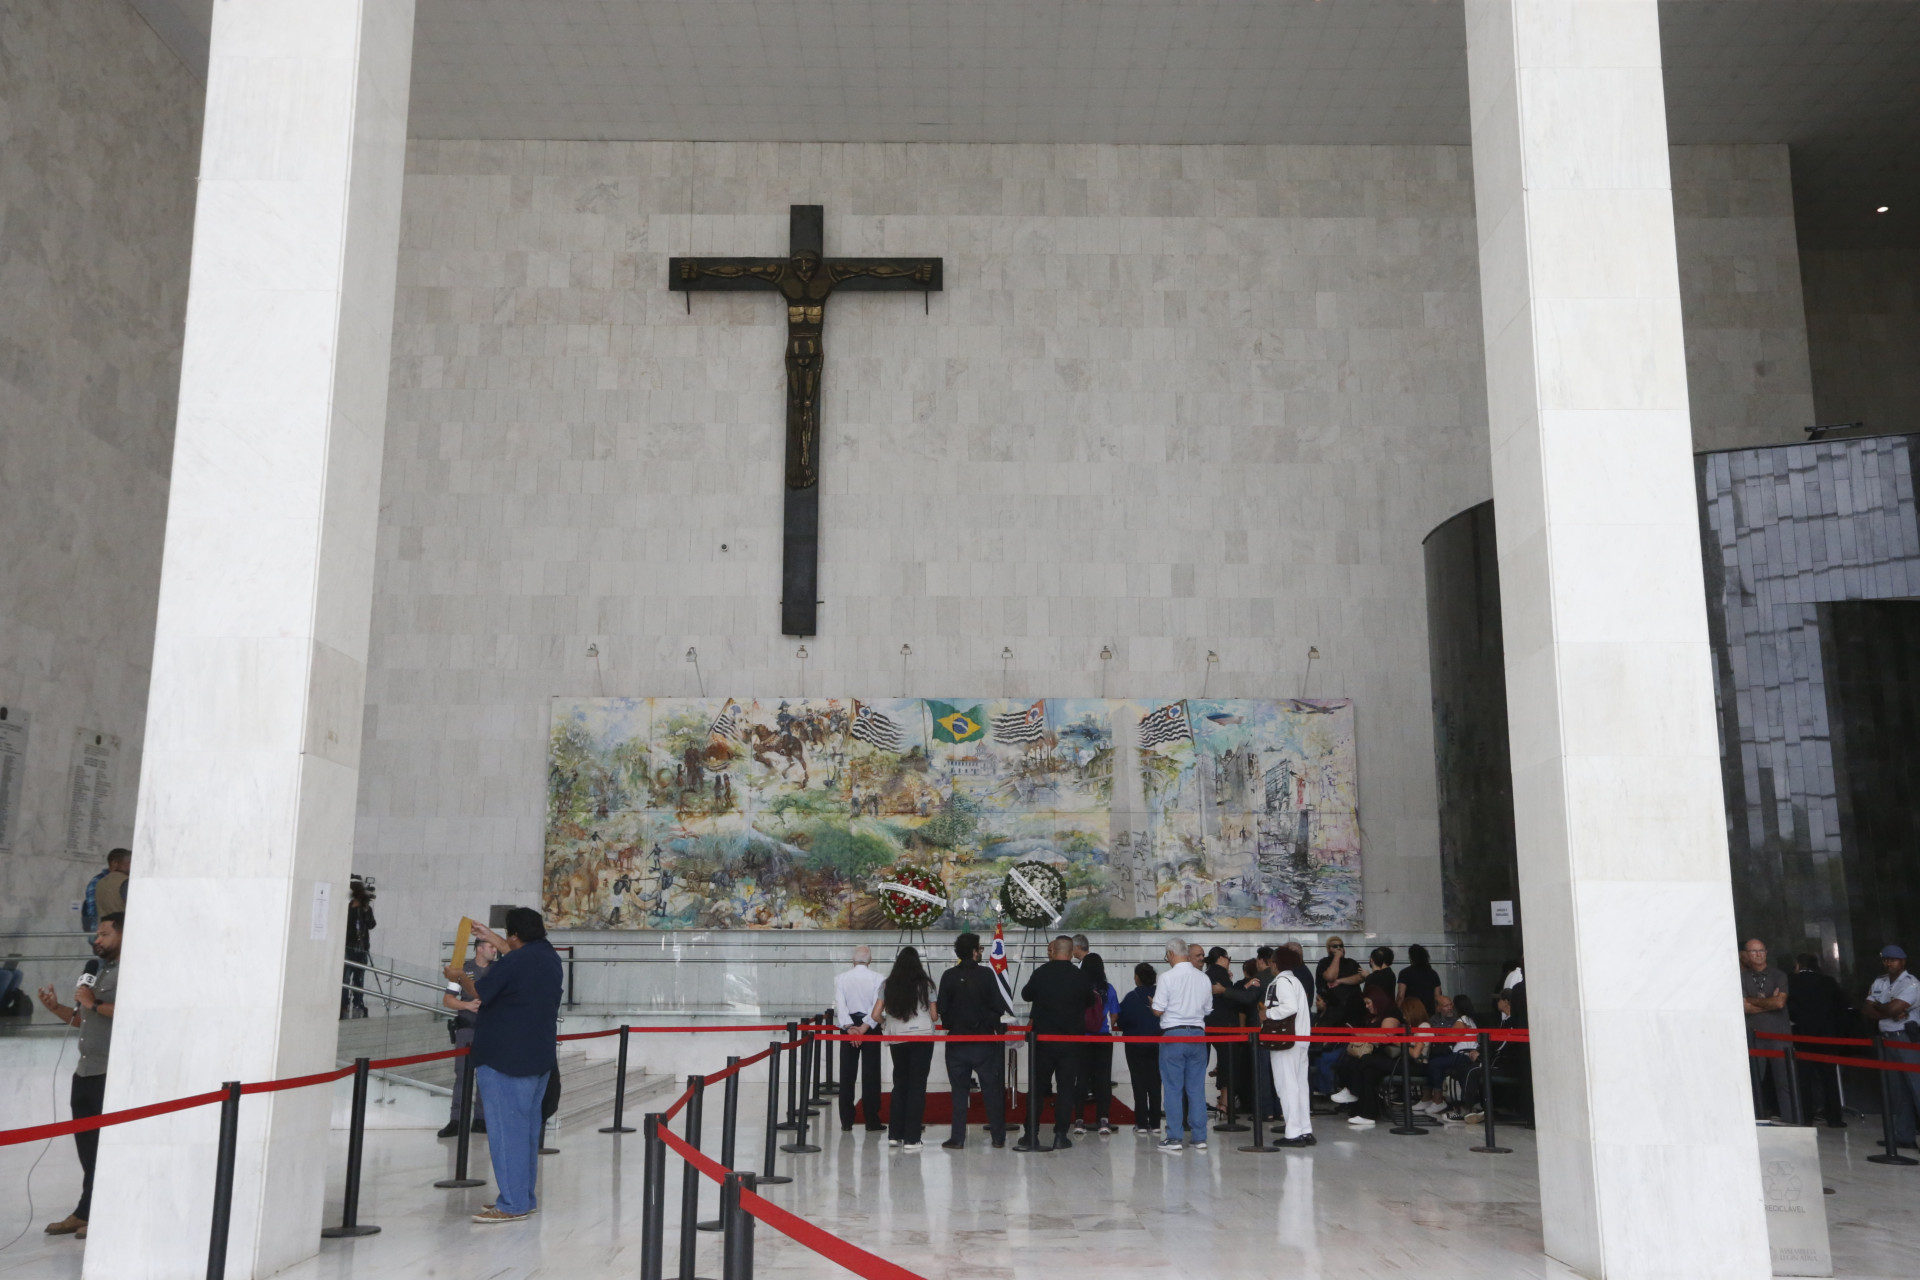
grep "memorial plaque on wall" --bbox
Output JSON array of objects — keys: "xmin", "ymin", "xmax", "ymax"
[
  {"xmin": 63, "ymin": 728, "xmax": 118, "ymax": 862},
  {"xmin": 0, "ymin": 707, "xmax": 28, "ymax": 854}
]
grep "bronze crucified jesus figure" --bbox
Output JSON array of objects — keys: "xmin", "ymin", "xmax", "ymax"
[{"xmin": 670, "ymin": 205, "xmax": 942, "ymax": 637}]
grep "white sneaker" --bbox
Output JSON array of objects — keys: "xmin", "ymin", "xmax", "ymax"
[
  {"xmin": 887, "ymin": 1138, "xmax": 902, "ymax": 1147},
  {"xmin": 1347, "ymin": 1115, "xmax": 1376, "ymax": 1127},
  {"xmin": 900, "ymin": 1142, "xmax": 923, "ymax": 1153},
  {"xmin": 1191, "ymin": 1140, "xmax": 1208, "ymax": 1151},
  {"xmin": 1329, "ymin": 1088, "xmax": 1358, "ymax": 1104},
  {"xmin": 1417, "ymin": 1101, "xmax": 1443, "ymax": 1115},
  {"xmin": 1156, "ymin": 1139, "xmax": 1183, "ymax": 1154}
]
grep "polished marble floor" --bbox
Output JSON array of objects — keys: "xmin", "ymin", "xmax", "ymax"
[{"xmin": 3, "ymin": 1084, "xmax": 1915, "ymax": 1278}]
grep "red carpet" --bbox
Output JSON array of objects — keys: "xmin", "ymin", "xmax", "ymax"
[{"xmin": 850, "ymin": 1091, "xmax": 1136, "ymax": 1125}]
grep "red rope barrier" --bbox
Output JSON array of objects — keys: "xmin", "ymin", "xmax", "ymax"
[
  {"xmin": 815, "ymin": 1027, "xmax": 1527, "ymax": 1046},
  {"xmin": 369, "ymin": 1047, "xmax": 465, "ymax": 1070},
  {"xmin": 0, "ymin": 1088, "xmax": 228, "ymax": 1147},
  {"xmin": 1756, "ymin": 1031, "xmax": 1875, "ymax": 1048},
  {"xmin": 1795, "ymin": 1048, "xmax": 1920, "ymax": 1075},
  {"xmin": 663, "ymin": 1121, "xmax": 932, "ymax": 1280},
  {"xmin": 240, "ymin": 1066, "xmax": 356, "ymax": 1095},
  {"xmin": 742, "ymin": 1187, "xmax": 930, "ymax": 1280}
]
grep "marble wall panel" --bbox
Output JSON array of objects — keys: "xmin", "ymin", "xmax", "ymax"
[
  {"xmin": 0, "ymin": 2, "xmax": 199, "ymax": 959},
  {"xmin": 351, "ymin": 138, "xmax": 1814, "ymax": 979}
]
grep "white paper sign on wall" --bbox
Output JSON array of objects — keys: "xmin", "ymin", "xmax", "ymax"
[
  {"xmin": 311, "ymin": 882, "xmax": 332, "ymax": 942},
  {"xmin": 1491, "ymin": 900, "xmax": 1514, "ymax": 926}
]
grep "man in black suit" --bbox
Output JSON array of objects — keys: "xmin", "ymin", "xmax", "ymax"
[
  {"xmin": 938, "ymin": 932, "xmax": 1011, "ymax": 1149},
  {"xmin": 1788, "ymin": 952, "xmax": 1853, "ymax": 1127},
  {"xmin": 1019, "ymin": 935, "xmax": 1091, "ymax": 1152}
]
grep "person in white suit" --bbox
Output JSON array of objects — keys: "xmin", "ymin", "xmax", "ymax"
[{"xmin": 1265, "ymin": 942, "xmax": 1315, "ymax": 1146}]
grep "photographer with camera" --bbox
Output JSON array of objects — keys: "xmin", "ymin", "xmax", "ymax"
[
  {"xmin": 834, "ymin": 945, "xmax": 885, "ymax": 1131},
  {"xmin": 341, "ymin": 875, "xmax": 376, "ymax": 1019},
  {"xmin": 36, "ymin": 912, "xmax": 123, "ymax": 1240}
]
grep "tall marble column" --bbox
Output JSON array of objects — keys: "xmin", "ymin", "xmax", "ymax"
[
  {"xmin": 1463, "ymin": 2, "xmax": 1768, "ymax": 1277},
  {"xmin": 87, "ymin": 3, "xmax": 414, "ymax": 1277}
]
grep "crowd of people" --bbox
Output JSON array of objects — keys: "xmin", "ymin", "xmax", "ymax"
[
  {"xmin": 28, "ymin": 852, "xmax": 1918, "ymax": 1241},
  {"xmin": 1743, "ymin": 936, "xmax": 1920, "ymax": 1148},
  {"xmin": 828, "ymin": 933, "xmax": 1537, "ymax": 1153}
]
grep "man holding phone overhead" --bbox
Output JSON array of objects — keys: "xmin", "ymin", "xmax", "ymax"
[{"xmin": 445, "ymin": 908, "xmax": 562, "ymax": 1223}]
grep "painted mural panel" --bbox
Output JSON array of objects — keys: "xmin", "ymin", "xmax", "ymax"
[{"xmin": 544, "ymin": 696, "xmax": 1359, "ymax": 930}]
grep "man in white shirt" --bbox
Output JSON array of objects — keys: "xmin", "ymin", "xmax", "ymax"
[
  {"xmin": 834, "ymin": 946, "xmax": 887, "ymax": 1131},
  {"xmin": 1265, "ymin": 942, "xmax": 1315, "ymax": 1146},
  {"xmin": 1864, "ymin": 944, "xmax": 1920, "ymax": 1149},
  {"xmin": 1151, "ymin": 937, "xmax": 1214, "ymax": 1153}
]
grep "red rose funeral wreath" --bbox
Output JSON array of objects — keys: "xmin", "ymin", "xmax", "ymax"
[{"xmin": 875, "ymin": 863, "xmax": 948, "ymax": 928}]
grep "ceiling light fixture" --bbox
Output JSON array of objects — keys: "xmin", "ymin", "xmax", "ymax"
[{"xmin": 1876, "ymin": 205, "xmax": 1890, "ymax": 214}]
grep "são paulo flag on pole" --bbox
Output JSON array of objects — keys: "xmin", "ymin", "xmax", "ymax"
[{"xmin": 989, "ymin": 922, "xmax": 1015, "ymax": 1008}]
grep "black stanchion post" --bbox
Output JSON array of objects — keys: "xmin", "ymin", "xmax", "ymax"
[
  {"xmin": 721, "ymin": 1172, "xmax": 757, "ymax": 1280},
  {"xmin": 1239, "ymin": 1032, "xmax": 1276, "ymax": 1152},
  {"xmin": 1015, "ymin": 1028, "xmax": 1043, "ymax": 1152},
  {"xmin": 820, "ymin": 1009, "xmax": 840, "ymax": 1095},
  {"xmin": 1216, "ymin": 1035, "xmax": 1249, "ymax": 1133},
  {"xmin": 1868, "ymin": 1034, "xmax": 1919, "ymax": 1165},
  {"xmin": 1782, "ymin": 1042, "xmax": 1805, "ymax": 1126},
  {"xmin": 781, "ymin": 1033, "xmax": 821, "ymax": 1154},
  {"xmin": 601, "ymin": 1024, "xmax": 637, "ymax": 1134},
  {"xmin": 776, "ymin": 1022, "xmax": 800, "ymax": 1130},
  {"xmin": 678, "ymin": 1076, "xmax": 716, "ymax": 1280},
  {"xmin": 435, "ymin": 1048, "xmax": 485, "ymax": 1188},
  {"xmin": 322, "ymin": 1057, "xmax": 381, "ymax": 1238},
  {"xmin": 756, "ymin": 1042, "xmax": 793, "ymax": 1185},
  {"xmin": 641, "ymin": 1114, "xmax": 668, "ymax": 1280},
  {"xmin": 1469, "ymin": 1032, "xmax": 1512, "ymax": 1154},
  {"xmin": 205, "ymin": 1081, "xmax": 242, "ymax": 1280},
  {"xmin": 809, "ymin": 1017, "xmax": 827, "ymax": 1106},
  {"xmin": 698, "ymin": 1056, "xmax": 742, "ymax": 1232},
  {"xmin": 1389, "ymin": 1031, "xmax": 1427, "ymax": 1136}
]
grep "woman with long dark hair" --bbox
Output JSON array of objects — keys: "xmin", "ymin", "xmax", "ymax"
[
  {"xmin": 867, "ymin": 946, "xmax": 938, "ymax": 1151},
  {"xmin": 1072, "ymin": 953, "xmax": 1122, "ymax": 1134}
]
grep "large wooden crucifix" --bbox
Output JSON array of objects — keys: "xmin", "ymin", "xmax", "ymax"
[{"xmin": 670, "ymin": 205, "xmax": 942, "ymax": 637}]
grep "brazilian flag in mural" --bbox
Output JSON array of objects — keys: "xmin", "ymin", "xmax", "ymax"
[{"xmin": 927, "ymin": 702, "xmax": 986, "ymax": 743}]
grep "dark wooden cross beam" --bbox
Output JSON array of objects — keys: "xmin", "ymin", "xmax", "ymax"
[{"xmin": 670, "ymin": 205, "xmax": 942, "ymax": 637}]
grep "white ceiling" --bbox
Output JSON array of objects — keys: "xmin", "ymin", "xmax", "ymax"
[{"xmin": 128, "ymin": 0, "xmax": 1920, "ymax": 247}]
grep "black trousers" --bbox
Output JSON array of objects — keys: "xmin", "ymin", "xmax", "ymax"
[
  {"xmin": 888, "ymin": 1042, "xmax": 934, "ymax": 1143},
  {"xmin": 1334, "ymin": 1049, "xmax": 1397, "ymax": 1118},
  {"xmin": 1801, "ymin": 1060, "xmax": 1844, "ymax": 1125},
  {"xmin": 839, "ymin": 1038, "xmax": 883, "ymax": 1128},
  {"xmin": 1124, "ymin": 1043, "xmax": 1163, "ymax": 1127},
  {"xmin": 1033, "ymin": 1041, "xmax": 1082, "ymax": 1138},
  {"xmin": 944, "ymin": 1042, "xmax": 1006, "ymax": 1144},
  {"xmin": 341, "ymin": 947, "xmax": 369, "ymax": 1014},
  {"xmin": 1074, "ymin": 1040, "xmax": 1115, "ymax": 1125},
  {"xmin": 72, "ymin": 1072, "xmax": 106, "ymax": 1221}
]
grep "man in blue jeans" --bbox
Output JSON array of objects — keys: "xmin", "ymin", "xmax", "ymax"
[
  {"xmin": 446, "ymin": 907, "xmax": 563, "ymax": 1223},
  {"xmin": 1151, "ymin": 937, "xmax": 1214, "ymax": 1153}
]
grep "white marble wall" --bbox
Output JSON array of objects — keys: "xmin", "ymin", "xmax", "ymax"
[
  {"xmin": 352, "ymin": 138, "xmax": 1814, "ymax": 979},
  {"xmin": 356, "ymin": 140, "xmax": 1493, "ymax": 969},
  {"xmin": 0, "ymin": 2, "xmax": 199, "ymax": 957},
  {"xmin": 1671, "ymin": 144, "xmax": 1815, "ymax": 451}
]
